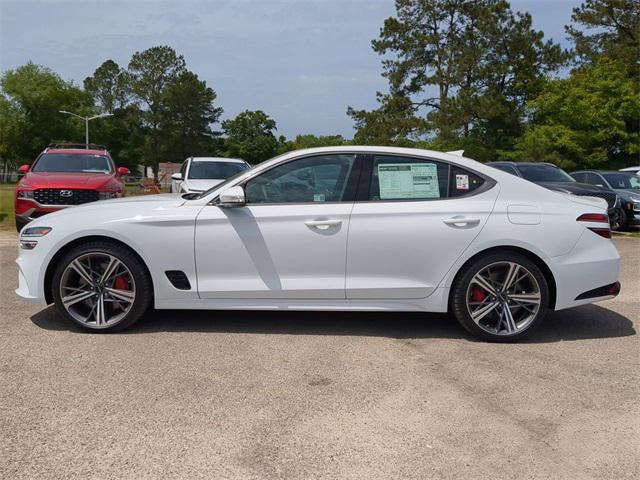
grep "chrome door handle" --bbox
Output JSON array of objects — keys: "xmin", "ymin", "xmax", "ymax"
[
  {"xmin": 442, "ymin": 216, "xmax": 481, "ymax": 227},
  {"xmin": 304, "ymin": 219, "xmax": 342, "ymax": 230}
]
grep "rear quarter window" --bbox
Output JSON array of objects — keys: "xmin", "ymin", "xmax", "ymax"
[{"xmin": 449, "ymin": 166, "xmax": 485, "ymax": 197}]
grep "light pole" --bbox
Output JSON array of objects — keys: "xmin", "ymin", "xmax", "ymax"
[{"xmin": 58, "ymin": 111, "xmax": 113, "ymax": 148}]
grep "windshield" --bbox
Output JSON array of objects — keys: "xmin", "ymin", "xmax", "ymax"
[
  {"xmin": 518, "ymin": 164, "xmax": 575, "ymax": 183},
  {"xmin": 32, "ymin": 153, "xmax": 112, "ymax": 173},
  {"xmin": 602, "ymin": 173, "xmax": 640, "ymax": 189},
  {"xmin": 188, "ymin": 161, "xmax": 248, "ymax": 180}
]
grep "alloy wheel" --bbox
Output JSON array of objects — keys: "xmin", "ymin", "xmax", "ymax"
[
  {"xmin": 59, "ymin": 252, "xmax": 136, "ymax": 328},
  {"xmin": 465, "ymin": 261, "xmax": 541, "ymax": 336}
]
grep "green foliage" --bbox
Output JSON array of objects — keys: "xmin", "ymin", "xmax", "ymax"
[
  {"xmin": 222, "ymin": 110, "xmax": 279, "ymax": 164},
  {"xmin": 83, "ymin": 60, "xmax": 129, "ymax": 112},
  {"xmin": 158, "ymin": 71, "xmax": 223, "ymax": 162},
  {"xmin": 566, "ymin": 0, "xmax": 639, "ymax": 68},
  {"xmin": 278, "ymin": 134, "xmax": 348, "ymax": 153},
  {"xmin": 347, "ymin": 93, "xmax": 425, "ymax": 146},
  {"xmin": 515, "ymin": 60, "xmax": 640, "ymax": 169},
  {"xmin": 1, "ymin": 62, "xmax": 91, "ymax": 162},
  {"xmin": 349, "ymin": 0, "xmax": 567, "ymax": 157}
]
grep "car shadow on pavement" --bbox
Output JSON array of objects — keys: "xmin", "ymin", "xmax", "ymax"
[{"xmin": 30, "ymin": 304, "xmax": 635, "ymax": 343}]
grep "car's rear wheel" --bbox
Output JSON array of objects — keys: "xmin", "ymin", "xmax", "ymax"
[
  {"xmin": 51, "ymin": 241, "xmax": 152, "ymax": 332},
  {"xmin": 451, "ymin": 252, "xmax": 549, "ymax": 342}
]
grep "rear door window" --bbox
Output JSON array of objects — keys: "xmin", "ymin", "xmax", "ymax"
[
  {"xmin": 366, "ymin": 155, "xmax": 486, "ymax": 201},
  {"xmin": 368, "ymin": 156, "xmax": 449, "ymax": 200}
]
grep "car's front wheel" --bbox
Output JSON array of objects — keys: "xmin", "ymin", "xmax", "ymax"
[
  {"xmin": 51, "ymin": 241, "xmax": 152, "ymax": 332},
  {"xmin": 451, "ymin": 252, "xmax": 549, "ymax": 342}
]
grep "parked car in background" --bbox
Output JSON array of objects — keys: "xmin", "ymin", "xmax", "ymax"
[
  {"xmin": 14, "ymin": 144, "xmax": 129, "ymax": 232},
  {"xmin": 619, "ymin": 166, "xmax": 640, "ymax": 176},
  {"xmin": 488, "ymin": 162, "xmax": 622, "ymax": 229},
  {"xmin": 170, "ymin": 157, "xmax": 250, "ymax": 194},
  {"xmin": 16, "ymin": 147, "xmax": 621, "ymax": 342},
  {"xmin": 571, "ymin": 170, "xmax": 640, "ymax": 229}
]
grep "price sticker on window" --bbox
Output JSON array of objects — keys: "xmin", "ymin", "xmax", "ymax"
[{"xmin": 456, "ymin": 174, "xmax": 469, "ymax": 191}]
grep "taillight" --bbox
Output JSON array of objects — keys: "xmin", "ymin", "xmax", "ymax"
[{"xmin": 577, "ymin": 213, "xmax": 611, "ymax": 238}]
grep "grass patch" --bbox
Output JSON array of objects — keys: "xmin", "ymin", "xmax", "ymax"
[{"xmin": 0, "ymin": 184, "xmax": 15, "ymax": 231}]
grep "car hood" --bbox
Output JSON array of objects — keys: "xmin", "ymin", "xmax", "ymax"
[
  {"xmin": 613, "ymin": 189, "xmax": 640, "ymax": 200},
  {"xmin": 184, "ymin": 179, "xmax": 224, "ymax": 191},
  {"xmin": 21, "ymin": 172, "xmax": 116, "ymax": 189},
  {"xmin": 31, "ymin": 193, "xmax": 187, "ymax": 223}
]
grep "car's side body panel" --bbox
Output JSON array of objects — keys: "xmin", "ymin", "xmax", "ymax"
[
  {"xmin": 194, "ymin": 203, "xmax": 353, "ymax": 299},
  {"xmin": 346, "ymin": 186, "xmax": 499, "ymax": 299}
]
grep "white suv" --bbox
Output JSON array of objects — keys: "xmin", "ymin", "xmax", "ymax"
[{"xmin": 171, "ymin": 157, "xmax": 250, "ymax": 194}]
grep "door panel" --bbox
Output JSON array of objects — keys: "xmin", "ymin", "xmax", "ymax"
[
  {"xmin": 195, "ymin": 204, "xmax": 352, "ymax": 299},
  {"xmin": 346, "ymin": 155, "xmax": 498, "ymax": 300},
  {"xmin": 346, "ymin": 190, "xmax": 498, "ymax": 299},
  {"xmin": 195, "ymin": 153, "xmax": 358, "ymax": 300}
]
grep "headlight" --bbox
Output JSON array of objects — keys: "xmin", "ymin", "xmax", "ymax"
[
  {"xmin": 98, "ymin": 191, "xmax": 118, "ymax": 200},
  {"xmin": 20, "ymin": 226, "xmax": 52, "ymax": 249},
  {"xmin": 21, "ymin": 226, "xmax": 52, "ymax": 237},
  {"xmin": 17, "ymin": 190, "xmax": 34, "ymax": 199}
]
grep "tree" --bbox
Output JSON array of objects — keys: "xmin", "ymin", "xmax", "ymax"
[
  {"xmin": 222, "ymin": 110, "xmax": 279, "ymax": 164},
  {"xmin": 158, "ymin": 71, "xmax": 223, "ymax": 162},
  {"xmin": 0, "ymin": 95, "xmax": 22, "ymax": 175},
  {"xmin": 0, "ymin": 62, "xmax": 91, "ymax": 162},
  {"xmin": 347, "ymin": 92, "xmax": 425, "ymax": 146},
  {"xmin": 348, "ymin": 0, "xmax": 566, "ymax": 159},
  {"xmin": 514, "ymin": 60, "xmax": 640, "ymax": 169},
  {"xmin": 127, "ymin": 46, "xmax": 186, "ymax": 177},
  {"xmin": 84, "ymin": 60, "xmax": 129, "ymax": 112},
  {"xmin": 278, "ymin": 133, "xmax": 347, "ymax": 153},
  {"xmin": 566, "ymin": 0, "xmax": 639, "ymax": 67}
]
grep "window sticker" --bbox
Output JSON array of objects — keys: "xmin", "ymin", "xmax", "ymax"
[
  {"xmin": 313, "ymin": 193, "xmax": 326, "ymax": 202},
  {"xmin": 456, "ymin": 174, "xmax": 469, "ymax": 191},
  {"xmin": 378, "ymin": 163, "xmax": 440, "ymax": 199}
]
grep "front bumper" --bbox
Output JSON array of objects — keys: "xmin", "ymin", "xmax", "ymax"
[{"xmin": 15, "ymin": 256, "xmax": 48, "ymax": 306}]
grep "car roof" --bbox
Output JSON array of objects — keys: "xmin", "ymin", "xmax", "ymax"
[
  {"xmin": 44, "ymin": 147, "xmax": 109, "ymax": 156},
  {"xmin": 573, "ymin": 170, "xmax": 630, "ymax": 174},
  {"xmin": 190, "ymin": 157, "xmax": 246, "ymax": 163},
  {"xmin": 487, "ymin": 161, "xmax": 558, "ymax": 167}
]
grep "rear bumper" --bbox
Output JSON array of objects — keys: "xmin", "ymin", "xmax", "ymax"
[{"xmin": 551, "ymin": 231, "xmax": 620, "ymax": 311}]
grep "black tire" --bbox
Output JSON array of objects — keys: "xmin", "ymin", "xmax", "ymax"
[
  {"xmin": 610, "ymin": 208, "xmax": 625, "ymax": 231},
  {"xmin": 51, "ymin": 241, "xmax": 152, "ymax": 332},
  {"xmin": 617, "ymin": 208, "xmax": 628, "ymax": 231},
  {"xmin": 450, "ymin": 251, "xmax": 549, "ymax": 342}
]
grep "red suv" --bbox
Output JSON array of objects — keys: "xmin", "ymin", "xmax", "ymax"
[{"xmin": 15, "ymin": 144, "xmax": 130, "ymax": 232}]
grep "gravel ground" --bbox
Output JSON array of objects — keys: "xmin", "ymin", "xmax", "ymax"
[{"xmin": 0, "ymin": 231, "xmax": 638, "ymax": 479}]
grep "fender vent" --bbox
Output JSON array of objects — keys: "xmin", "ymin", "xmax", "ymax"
[{"xmin": 165, "ymin": 270, "xmax": 191, "ymax": 290}]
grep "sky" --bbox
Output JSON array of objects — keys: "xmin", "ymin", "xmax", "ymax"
[{"xmin": 0, "ymin": 0, "xmax": 580, "ymax": 139}]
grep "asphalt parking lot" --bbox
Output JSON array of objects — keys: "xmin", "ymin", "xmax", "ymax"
[{"xmin": 0, "ymin": 231, "xmax": 638, "ymax": 479}]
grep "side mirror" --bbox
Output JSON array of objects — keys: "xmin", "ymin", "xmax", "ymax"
[
  {"xmin": 171, "ymin": 172, "xmax": 183, "ymax": 181},
  {"xmin": 18, "ymin": 165, "xmax": 30, "ymax": 173},
  {"xmin": 117, "ymin": 166, "xmax": 130, "ymax": 176},
  {"xmin": 218, "ymin": 186, "xmax": 246, "ymax": 208}
]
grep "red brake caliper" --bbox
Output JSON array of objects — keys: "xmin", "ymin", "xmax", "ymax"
[
  {"xmin": 113, "ymin": 275, "xmax": 129, "ymax": 290},
  {"xmin": 471, "ymin": 286, "xmax": 486, "ymax": 303}
]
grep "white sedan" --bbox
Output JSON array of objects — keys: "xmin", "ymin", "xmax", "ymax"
[
  {"xmin": 170, "ymin": 157, "xmax": 250, "ymax": 193},
  {"xmin": 15, "ymin": 147, "xmax": 621, "ymax": 342}
]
